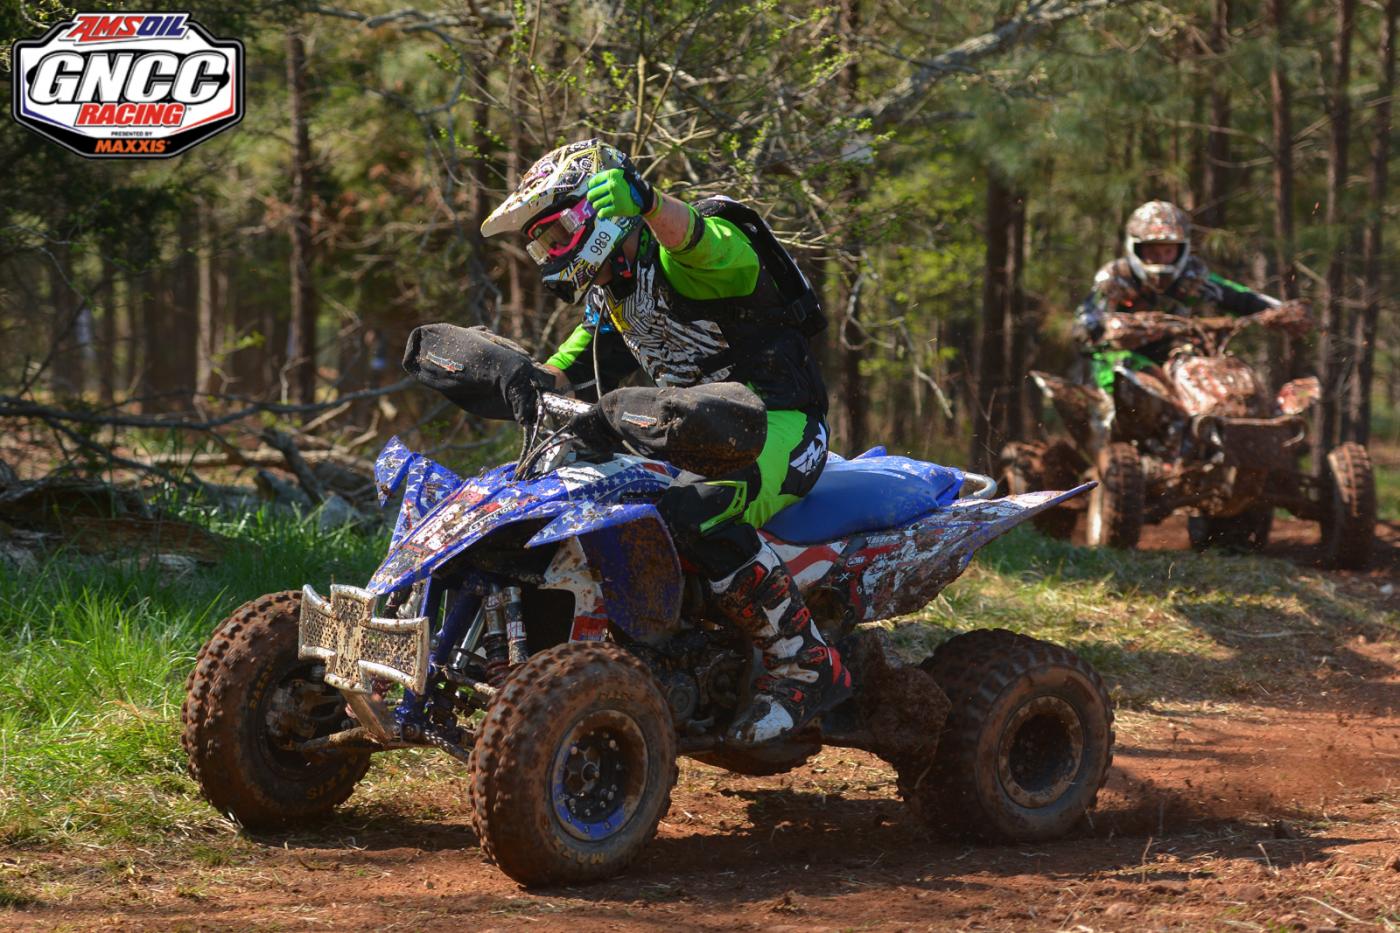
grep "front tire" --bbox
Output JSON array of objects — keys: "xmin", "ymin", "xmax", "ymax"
[
  {"xmin": 1086, "ymin": 442, "xmax": 1143, "ymax": 549},
  {"xmin": 181, "ymin": 591, "xmax": 371, "ymax": 829},
  {"xmin": 1320, "ymin": 442, "xmax": 1377, "ymax": 569},
  {"xmin": 470, "ymin": 642, "xmax": 678, "ymax": 886},
  {"xmin": 899, "ymin": 629, "xmax": 1114, "ymax": 842},
  {"xmin": 1001, "ymin": 440, "xmax": 1079, "ymax": 540}
]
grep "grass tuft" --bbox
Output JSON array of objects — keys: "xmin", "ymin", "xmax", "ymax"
[
  {"xmin": 0, "ymin": 878, "xmax": 38, "ymax": 909},
  {"xmin": 881, "ymin": 526, "xmax": 1396, "ymax": 709},
  {"xmin": 0, "ymin": 506, "xmax": 383, "ymax": 848}
]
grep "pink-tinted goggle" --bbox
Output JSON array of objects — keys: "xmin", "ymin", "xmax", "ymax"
[{"xmin": 525, "ymin": 199, "xmax": 596, "ymax": 264}]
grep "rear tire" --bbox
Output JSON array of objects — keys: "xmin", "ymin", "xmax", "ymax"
[
  {"xmin": 1086, "ymin": 443, "xmax": 1143, "ymax": 549},
  {"xmin": 181, "ymin": 591, "xmax": 371, "ymax": 829},
  {"xmin": 1001, "ymin": 441, "xmax": 1078, "ymax": 540},
  {"xmin": 1320, "ymin": 442, "xmax": 1376, "ymax": 570},
  {"xmin": 899, "ymin": 629, "xmax": 1114, "ymax": 842},
  {"xmin": 1188, "ymin": 505, "xmax": 1274, "ymax": 553},
  {"xmin": 470, "ymin": 642, "xmax": 677, "ymax": 886}
]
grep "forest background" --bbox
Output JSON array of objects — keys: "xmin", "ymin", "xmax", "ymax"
[{"xmin": 0, "ymin": 0, "xmax": 1397, "ymax": 483}]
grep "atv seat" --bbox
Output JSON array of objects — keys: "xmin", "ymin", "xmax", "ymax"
[{"xmin": 762, "ymin": 449, "xmax": 964, "ymax": 545}]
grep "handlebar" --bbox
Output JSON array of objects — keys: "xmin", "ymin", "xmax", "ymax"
[{"xmin": 539, "ymin": 392, "xmax": 593, "ymax": 421}]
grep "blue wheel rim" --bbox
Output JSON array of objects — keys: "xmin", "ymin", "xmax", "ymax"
[{"xmin": 550, "ymin": 710, "xmax": 648, "ymax": 842}]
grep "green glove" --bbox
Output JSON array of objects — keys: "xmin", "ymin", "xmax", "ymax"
[{"xmin": 586, "ymin": 163, "xmax": 656, "ymax": 219}]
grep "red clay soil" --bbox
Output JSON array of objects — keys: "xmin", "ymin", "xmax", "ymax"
[
  {"xmin": 6, "ymin": 638, "xmax": 1398, "ymax": 931},
  {"xmin": 4, "ymin": 519, "xmax": 1398, "ymax": 931},
  {"xmin": 1136, "ymin": 514, "xmax": 1400, "ymax": 585}
]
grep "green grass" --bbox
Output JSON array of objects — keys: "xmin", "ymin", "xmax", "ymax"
[
  {"xmin": 0, "ymin": 506, "xmax": 384, "ymax": 848},
  {"xmin": 0, "ymin": 496, "xmax": 1394, "ymax": 858},
  {"xmin": 883, "ymin": 527, "xmax": 1398, "ymax": 710}
]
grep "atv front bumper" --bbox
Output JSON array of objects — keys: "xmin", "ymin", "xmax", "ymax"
[{"xmin": 298, "ymin": 584, "xmax": 430, "ymax": 695}]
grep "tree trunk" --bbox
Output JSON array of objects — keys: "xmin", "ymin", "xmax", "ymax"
[
  {"xmin": 1269, "ymin": 0, "xmax": 1304, "ymax": 384},
  {"xmin": 1005, "ymin": 189, "xmax": 1029, "ymax": 443},
  {"xmin": 1346, "ymin": 0, "xmax": 1397, "ymax": 444},
  {"xmin": 1199, "ymin": 0, "xmax": 1232, "ymax": 230},
  {"xmin": 96, "ymin": 263, "xmax": 116, "ymax": 405},
  {"xmin": 286, "ymin": 28, "xmax": 319, "ymax": 405},
  {"xmin": 47, "ymin": 243, "xmax": 84, "ymax": 398},
  {"xmin": 137, "ymin": 257, "xmax": 166, "ymax": 412},
  {"xmin": 970, "ymin": 171, "xmax": 1012, "ymax": 473},
  {"xmin": 1314, "ymin": 0, "xmax": 1356, "ymax": 470},
  {"xmin": 169, "ymin": 212, "xmax": 200, "ymax": 410},
  {"xmin": 836, "ymin": 0, "xmax": 868, "ymax": 455},
  {"xmin": 122, "ymin": 243, "xmax": 142, "ymax": 398},
  {"xmin": 504, "ymin": 146, "xmax": 527, "ymax": 343},
  {"xmin": 196, "ymin": 203, "xmax": 218, "ymax": 398}
]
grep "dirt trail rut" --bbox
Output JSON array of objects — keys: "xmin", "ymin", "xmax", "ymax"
[{"xmin": 5, "ymin": 522, "xmax": 1399, "ymax": 931}]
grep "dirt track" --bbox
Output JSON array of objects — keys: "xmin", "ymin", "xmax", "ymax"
[
  {"xmin": 6, "ymin": 523, "xmax": 1400, "ymax": 931},
  {"xmin": 1136, "ymin": 513, "xmax": 1400, "ymax": 588}
]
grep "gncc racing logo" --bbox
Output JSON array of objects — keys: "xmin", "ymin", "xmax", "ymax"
[{"xmin": 11, "ymin": 12, "xmax": 244, "ymax": 159}]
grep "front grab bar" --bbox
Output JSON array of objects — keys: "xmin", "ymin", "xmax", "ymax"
[{"xmin": 962, "ymin": 472, "xmax": 998, "ymax": 500}]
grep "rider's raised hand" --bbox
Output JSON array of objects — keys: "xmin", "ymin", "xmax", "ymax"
[
  {"xmin": 1260, "ymin": 300, "xmax": 1313, "ymax": 339},
  {"xmin": 586, "ymin": 161, "xmax": 656, "ymax": 219}
]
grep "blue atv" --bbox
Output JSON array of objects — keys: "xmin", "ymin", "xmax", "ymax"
[{"xmin": 184, "ymin": 387, "xmax": 1110, "ymax": 887}]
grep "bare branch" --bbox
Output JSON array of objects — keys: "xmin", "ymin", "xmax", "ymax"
[
  {"xmin": 0, "ymin": 378, "xmax": 415, "ymax": 433},
  {"xmin": 859, "ymin": 0, "xmax": 1139, "ymax": 128}
]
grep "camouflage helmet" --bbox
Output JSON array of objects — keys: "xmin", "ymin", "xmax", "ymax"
[
  {"xmin": 1125, "ymin": 200, "xmax": 1191, "ymax": 292},
  {"xmin": 481, "ymin": 138, "xmax": 643, "ymax": 305}
]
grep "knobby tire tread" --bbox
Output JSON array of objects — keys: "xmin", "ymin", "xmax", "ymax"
[
  {"xmin": 904, "ymin": 629, "xmax": 1114, "ymax": 842},
  {"xmin": 469, "ymin": 641, "xmax": 678, "ymax": 886},
  {"xmin": 1322, "ymin": 442, "xmax": 1376, "ymax": 570},
  {"xmin": 1002, "ymin": 442, "xmax": 1078, "ymax": 540},
  {"xmin": 181, "ymin": 590, "xmax": 370, "ymax": 829},
  {"xmin": 1094, "ymin": 443, "xmax": 1143, "ymax": 549}
]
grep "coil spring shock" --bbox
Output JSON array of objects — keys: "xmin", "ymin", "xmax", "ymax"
[{"xmin": 481, "ymin": 585, "xmax": 524, "ymax": 686}]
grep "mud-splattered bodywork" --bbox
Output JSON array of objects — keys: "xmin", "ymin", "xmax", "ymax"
[
  {"xmin": 363, "ymin": 437, "xmax": 1088, "ymax": 638},
  {"xmin": 1028, "ymin": 310, "xmax": 1326, "ymax": 525},
  {"xmin": 298, "ymin": 434, "xmax": 1093, "ymax": 782}
]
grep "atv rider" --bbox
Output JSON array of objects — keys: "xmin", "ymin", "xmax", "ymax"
[
  {"xmin": 473, "ymin": 139, "xmax": 848, "ymax": 748},
  {"xmin": 1074, "ymin": 200, "xmax": 1311, "ymax": 389}
]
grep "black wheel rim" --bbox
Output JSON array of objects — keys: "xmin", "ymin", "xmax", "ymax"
[
  {"xmin": 258, "ymin": 658, "xmax": 348, "ymax": 773},
  {"xmin": 550, "ymin": 710, "xmax": 649, "ymax": 842},
  {"xmin": 996, "ymin": 695, "xmax": 1085, "ymax": 809}
]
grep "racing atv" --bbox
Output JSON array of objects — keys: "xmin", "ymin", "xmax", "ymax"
[
  {"xmin": 1001, "ymin": 307, "xmax": 1376, "ymax": 568},
  {"xmin": 182, "ymin": 330, "xmax": 1114, "ymax": 887}
]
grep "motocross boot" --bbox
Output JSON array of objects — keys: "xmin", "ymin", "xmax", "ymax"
[{"xmin": 711, "ymin": 543, "xmax": 853, "ymax": 747}]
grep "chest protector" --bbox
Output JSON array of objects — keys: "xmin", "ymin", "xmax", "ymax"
[{"xmin": 667, "ymin": 197, "xmax": 827, "ymax": 338}]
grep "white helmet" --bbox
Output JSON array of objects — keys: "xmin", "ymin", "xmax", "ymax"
[
  {"xmin": 1125, "ymin": 200, "xmax": 1191, "ymax": 292},
  {"xmin": 481, "ymin": 138, "xmax": 642, "ymax": 304}
]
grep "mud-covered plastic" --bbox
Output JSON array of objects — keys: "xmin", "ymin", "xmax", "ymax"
[{"xmin": 402, "ymin": 323, "xmax": 555, "ymax": 422}]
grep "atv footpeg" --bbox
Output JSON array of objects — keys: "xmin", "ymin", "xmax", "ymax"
[{"xmin": 299, "ymin": 584, "xmax": 430, "ymax": 695}]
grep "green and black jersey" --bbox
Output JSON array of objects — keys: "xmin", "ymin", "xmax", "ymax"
[
  {"xmin": 1074, "ymin": 254, "xmax": 1273, "ymax": 385},
  {"xmin": 547, "ymin": 212, "xmax": 826, "ymax": 414}
]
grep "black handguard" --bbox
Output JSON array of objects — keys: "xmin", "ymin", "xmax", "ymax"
[
  {"xmin": 403, "ymin": 323, "xmax": 553, "ymax": 424},
  {"xmin": 505, "ymin": 366, "xmax": 549, "ymax": 426}
]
